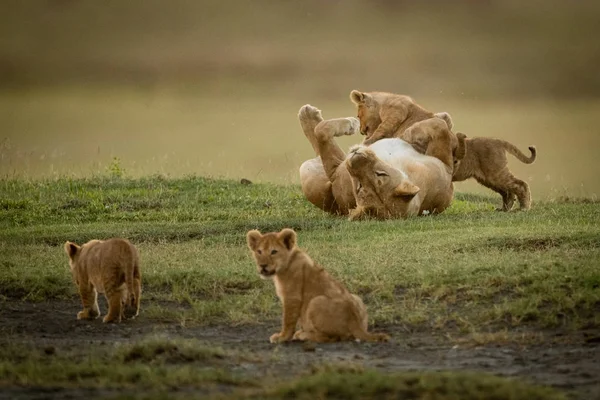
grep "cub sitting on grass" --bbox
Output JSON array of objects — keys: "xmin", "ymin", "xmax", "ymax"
[
  {"xmin": 64, "ymin": 238, "xmax": 141, "ymax": 323},
  {"xmin": 246, "ymin": 228, "xmax": 389, "ymax": 343}
]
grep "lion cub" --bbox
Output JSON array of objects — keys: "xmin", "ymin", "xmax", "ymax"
[
  {"xmin": 247, "ymin": 228, "xmax": 389, "ymax": 343},
  {"xmin": 64, "ymin": 238, "xmax": 141, "ymax": 323},
  {"xmin": 453, "ymin": 137, "xmax": 536, "ymax": 211}
]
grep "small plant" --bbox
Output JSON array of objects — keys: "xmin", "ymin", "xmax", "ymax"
[{"xmin": 107, "ymin": 157, "xmax": 125, "ymax": 179}]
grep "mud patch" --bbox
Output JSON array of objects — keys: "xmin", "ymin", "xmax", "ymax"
[
  {"xmin": 0, "ymin": 300, "xmax": 599, "ymax": 399},
  {"xmin": 456, "ymin": 233, "xmax": 600, "ymax": 253}
]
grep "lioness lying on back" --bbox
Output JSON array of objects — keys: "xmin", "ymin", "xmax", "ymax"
[
  {"xmin": 64, "ymin": 238, "xmax": 141, "ymax": 323},
  {"xmin": 247, "ymin": 228, "xmax": 389, "ymax": 343}
]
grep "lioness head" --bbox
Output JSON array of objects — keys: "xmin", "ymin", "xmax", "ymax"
[
  {"xmin": 350, "ymin": 90, "xmax": 382, "ymax": 136},
  {"xmin": 246, "ymin": 228, "xmax": 297, "ymax": 279},
  {"xmin": 345, "ymin": 146, "xmax": 420, "ymax": 219}
]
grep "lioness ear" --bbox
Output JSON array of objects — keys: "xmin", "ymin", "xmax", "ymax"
[
  {"xmin": 434, "ymin": 112, "xmax": 453, "ymax": 130},
  {"xmin": 278, "ymin": 228, "xmax": 297, "ymax": 250},
  {"xmin": 246, "ymin": 230, "xmax": 262, "ymax": 251},
  {"xmin": 64, "ymin": 241, "xmax": 80, "ymax": 259},
  {"xmin": 350, "ymin": 90, "xmax": 368, "ymax": 105},
  {"xmin": 394, "ymin": 181, "xmax": 420, "ymax": 197}
]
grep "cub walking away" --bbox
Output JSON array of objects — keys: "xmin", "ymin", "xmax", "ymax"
[
  {"xmin": 453, "ymin": 137, "xmax": 537, "ymax": 211},
  {"xmin": 64, "ymin": 238, "xmax": 141, "ymax": 323},
  {"xmin": 247, "ymin": 228, "xmax": 389, "ymax": 343}
]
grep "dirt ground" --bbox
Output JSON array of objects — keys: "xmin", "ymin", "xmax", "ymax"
[{"xmin": 1, "ymin": 301, "xmax": 599, "ymax": 400}]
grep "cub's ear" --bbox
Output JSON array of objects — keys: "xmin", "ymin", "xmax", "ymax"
[
  {"xmin": 394, "ymin": 180, "xmax": 420, "ymax": 197},
  {"xmin": 246, "ymin": 230, "xmax": 262, "ymax": 251},
  {"xmin": 350, "ymin": 90, "xmax": 368, "ymax": 105},
  {"xmin": 434, "ymin": 112, "xmax": 453, "ymax": 130},
  {"xmin": 64, "ymin": 241, "xmax": 80, "ymax": 259},
  {"xmin": 278, "ymin": 228, "xmax": 297, "ymax": 250}
]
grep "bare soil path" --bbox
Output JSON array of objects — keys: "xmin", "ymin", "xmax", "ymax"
[{"xmin": 1, "ymin": 301, "xmax": 599, "ymax": 399}]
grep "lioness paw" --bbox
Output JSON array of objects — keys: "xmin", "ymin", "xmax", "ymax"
[
  {"xmin": 298, "ymin": 104, "xmax": 323, "ymax": 123},
  {"xmin": 333, "ymin": 117, "xmax": 360, "ymax": 137}
]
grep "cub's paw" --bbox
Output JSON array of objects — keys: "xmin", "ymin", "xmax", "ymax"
[
  {"xmin": 102, "ymin": 315, "xmax": 121, "ymax": 324},
  {"xmin": 269, "ymin": 332, "xmax": 291, "ymax": 344},
  {"xmin": 269, "ymin": 332, "xmax": 282, "ymax": 343},
  {"xmin": 123, "ymin": 305, "xmax": 139, "ymax": 320},
  {"xmin": 292, "ymin": 330, "xmax": 307, "ymax": 341},
  {"xmin": 298, "ymin": 104, "xmax": 323, "ymax": 123},
  {"xmin": 77, "ymin": 309, "xmax": 99, "ymax": 320}
]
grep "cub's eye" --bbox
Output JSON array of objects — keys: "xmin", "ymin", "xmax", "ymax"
[
  {"xmin": 375, "ymin": 171, "xmax": 388, "ymax": 177},
  {"xmin": 257, "ymin": 250, "xmax": 262, "ymax": 255},
  {"xmin": 271, "ymin": 249, "xmax": 278, "ymax": 255}
]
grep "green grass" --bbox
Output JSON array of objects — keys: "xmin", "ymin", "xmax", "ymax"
[
  {"xmin": 0, "ymin": 337, "xmax": 565, "ymax": 400},
  {"xmin": 0, "ymin": 337, "xmax": 251, "ymax": 390},
  {"xmin": 1, "ymin": 175, "xmax": 599, "ymax": 332},
  {"xmin": 250, "ymin": 369, "xmax": 565, "ymax": 400}
]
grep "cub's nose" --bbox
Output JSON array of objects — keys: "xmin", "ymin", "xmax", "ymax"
[{"xmin": 260, "ymin": 264, "xmax": 268, "ymax": 270}]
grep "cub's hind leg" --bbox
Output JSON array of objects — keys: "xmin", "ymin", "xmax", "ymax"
[
  {"xmin": 510, "ymin": 176, "xmax": 531, "ymax": 210},
  {"xmin": 501, "ymin": 191, "xmax": 516, "ymax": 212},
  {"xmin": 131, "ymin": 275, "xmax": 142, "ymax": 318},
  {"xmin": 475, "ymin": 177, "xmax": 514, "ymax": 212},
  {"xmin": 103, "ymin": 285, "xmax": 125, "ymax": 323},
  {"xmin": 77, "ymin": 284, "xmax": 100, "ymax": 320},
  {"xmin": 124, "ymin": 263, "xmax": 142, "ymax": 319}
]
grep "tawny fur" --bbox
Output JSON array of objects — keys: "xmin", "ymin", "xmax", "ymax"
[
  {"xmin": 298, "ymin": 104, "xmax": 460, "ymax": 220},
  {"xmin": 350, "ymin": 90, "xmax": 452, "ymax": 146},
  {"xmin": 246, "ymin": 228, "xmax": 389, "ymax": 343},
  {"xmin": 453, "ymin": 137, "xmax": 536, "ymax": 211},
  {"xmin": 64, "ymin": 238, "xmax": 142, "ymax": 323}
]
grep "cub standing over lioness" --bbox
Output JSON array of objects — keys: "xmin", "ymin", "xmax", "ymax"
[
  {"xmin": 350, "ymin": 89, "xmax": 453, "ymax": 146},
  {"xmin": 64, "ymin": 238, "xmax": 141, "ymax": 323},
  {"xmin": 246, "ymin": 228, "xmax": 389, "ymax": 343}
]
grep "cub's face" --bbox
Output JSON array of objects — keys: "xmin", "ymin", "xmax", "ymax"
[
  {"xmin": 246, "ymin": 229, "xmax": 297, "ymax": 279},
  {"xmin": 350, "ymin": 90, "xmax": 381, "ymax": 136},
  {"xmin": 356, "ymin": 105, "xmax": 381, "ymax": 136}
]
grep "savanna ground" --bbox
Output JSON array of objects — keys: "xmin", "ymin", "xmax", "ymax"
[
  {"xmin": 2, "ymin": 1, "xmax": 600, "ymax": 398},
  {"xmin": 1, "ymin": 175, "xmax": 599, "ymax": 399}
]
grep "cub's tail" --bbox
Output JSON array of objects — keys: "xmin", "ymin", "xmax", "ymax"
[
  {"xmin": 352, "ymin": 328, "xmax": 390, "ymax": 343},
  {"xmin": 503, "ymin": 141, "xmax": 536, "ymax": 164}
]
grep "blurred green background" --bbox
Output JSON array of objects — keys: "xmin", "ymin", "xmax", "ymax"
[{"xmin": 1, "ymin": 0, "xmax": 599, "ymax": 198}]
